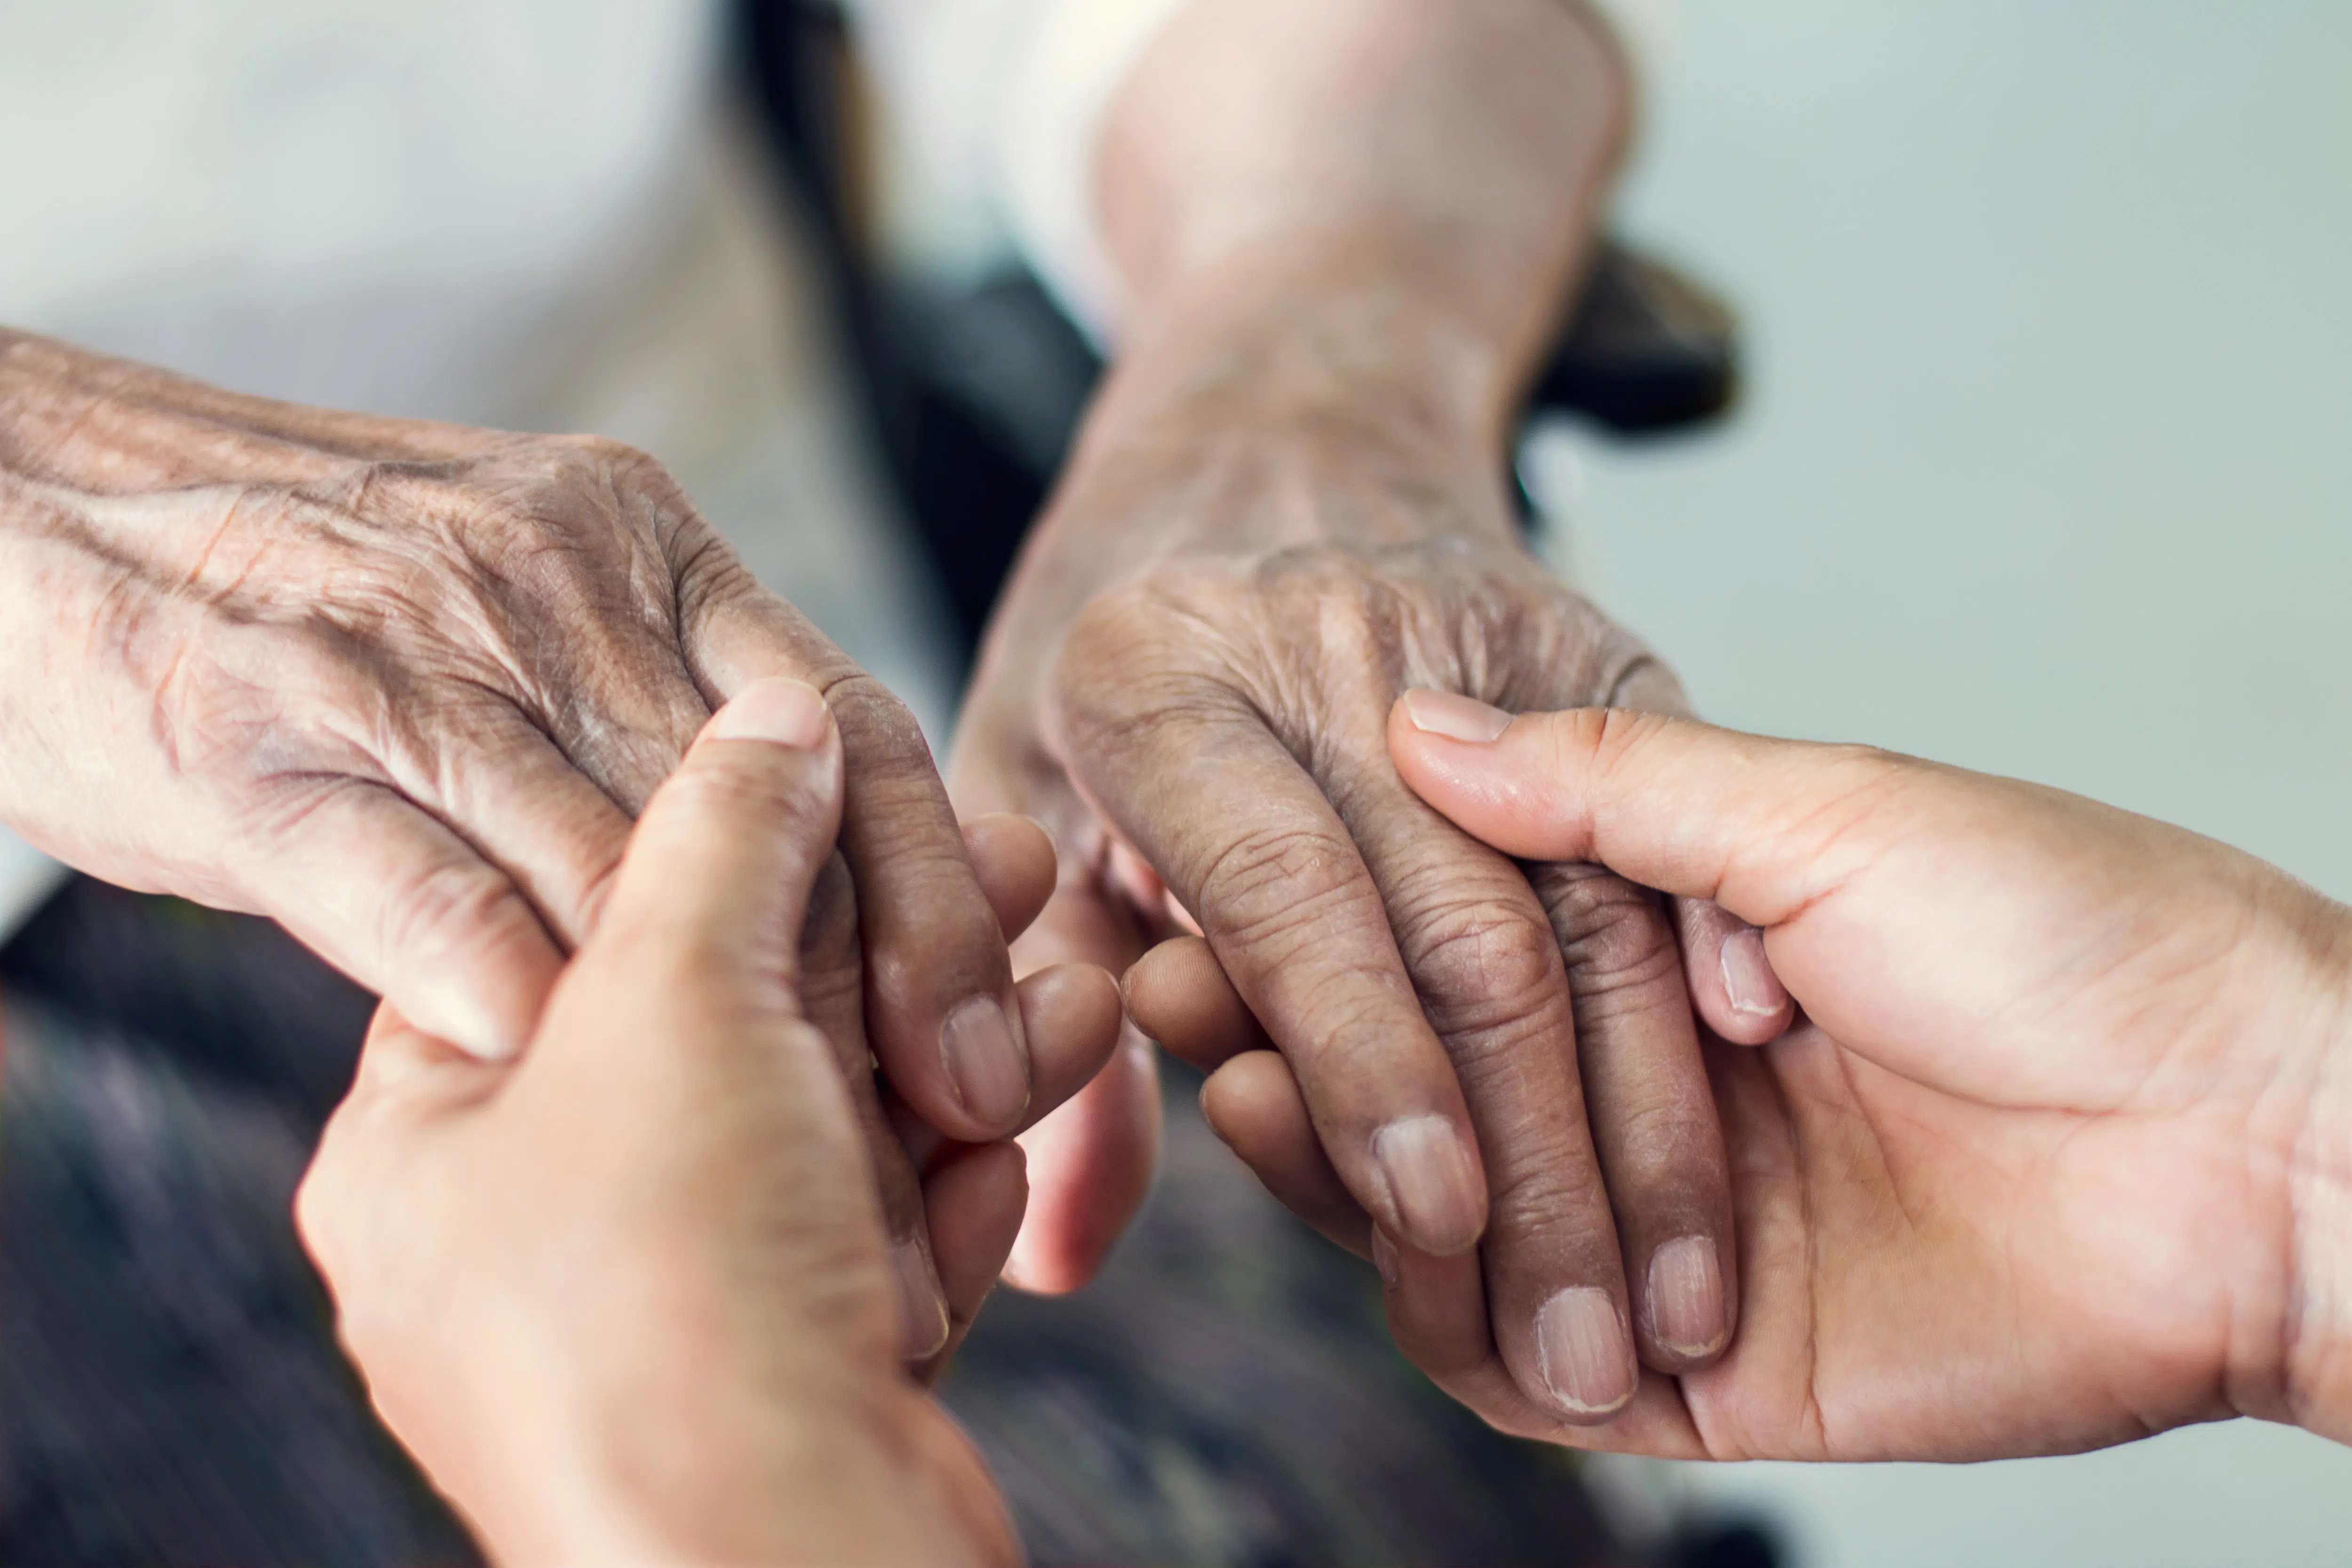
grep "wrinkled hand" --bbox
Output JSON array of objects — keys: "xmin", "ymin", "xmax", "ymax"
[
  {"xmin": 0, "ymin": 332, "xmax": 1043, "ymax": 1154},
  {"xmin": 299, "ymin": 681, "xmax": 1071, "ymax": 1565},
  {"xmin": 953, "ymin": 403, "xmax": 1792, "ymax": 1425},
  {"xmin": 1373, "ymin": 700, "xmax": 2352, "ymax": 1457}
]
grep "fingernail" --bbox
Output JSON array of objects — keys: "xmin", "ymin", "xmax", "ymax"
[
  {"xmin": 940, "ymin": 995, "xmax": 1031, "ymax": 1128},
  {"xmin": 1720, "ymin": 926, "xmax": 1787, "ymax": 1019},
  {"xmin": 1647, "ymin": 1235, "xmax": 1729, "ymax": 1360},
  {"xmin": 892, "ymin": 1239, "xmax": 951, "ymax": 1361},
  {"xmin": 1402, "ymin": 689, "xmax": 1515, "ymax": 744},
  {"xmin": 1535, "ymin": 1287, "xmax": 1637, "ymax": 1418},
  {"xmin": 708, "ymin": 677, "xmax": 831, "ymax": 749},
  {"xmin": 1370, "ymin": 1115, "xmax": 1486, "ymax": 1255},
  {"xmin": 1370, "ymin": 1228, "xmax": 1400, "ymax": 1288}
]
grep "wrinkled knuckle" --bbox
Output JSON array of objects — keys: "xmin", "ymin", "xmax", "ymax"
[
  {"xmin": 1492, "ymin": 1179, "xmax": 1623, "ymax": 1281},
  {"xmin": 1055, "ymin": 585, "xmax": 1222, "ymax": 711},
  {"xmin": 1195, "ymin": 824, "xmax": 1363, "ymax": 949},
  {"xmin": 1604, "ymin": 1102, "xmax": 1722, "ymax": 1173},
  {"xmin": 1537, "ymin": 870, "xmax": 1680, "ymax": 992},
  {"xmin": 1396, "ymin": 892, "xmax": 1564, "ymax": 1034},
  {"xmin": 669, "ymin": 524, "xmax": 756, "ymax": 610},
  {"xmin": 818, "ymin": 671, "xmax": 930, "ymax": 766}
]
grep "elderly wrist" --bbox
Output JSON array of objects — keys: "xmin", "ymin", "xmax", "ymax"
[
  {"xmin": 1044, "ymin": 257, "xmax": 1529, "ymax": 562},
  {"xmin": 1106, "ymin": 237, "xmax": 1525, "ymax": 465}
]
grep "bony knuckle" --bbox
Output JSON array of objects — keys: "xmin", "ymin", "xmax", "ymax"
[
  {"xmin": 1398, "ymin": 893, "xmax": 1564, "ymax": 1027},
  {"xmin": 1535, "ymin": 870, "xmax": 1679, "ymax": 990},
  {"xmin": 1194, "ymin": 823, "xmax": 1362, "ymax": 943},
  {"xmin": 817, "ymin": 672, "xmax": 927, "ymax": 761},
  {"xmin": 1487, "ymin": 1170, "xmax": 1623, "ymax": 1257},
  {"xmin": 1057, "ymin": 583, "xmax": 1221, "ymax": 694},
  {"xmin": 550, "ymin": 431, "xmax": 658, "ymax": 478}
]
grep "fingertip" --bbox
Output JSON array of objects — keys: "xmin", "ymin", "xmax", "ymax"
[
  {"xmin": 1124, "ymin": 935, "xmax": 1268, "ymax": 1071},
  {"xmin": 1385, "ymin": 693, "xmax": 1590, "ymax": 860},
  {"xmin": 1531, "ymin": 1286, "xmax": 1641, "ymax": 1424},
  {"xmin": 1201, "ymin": 1051, "xmax": 1375, "ymax": 1257},
  {"xmin": 1004, "ymin": 1032, "xmax": 1159, "ymax": 1293},
  {"xmin": 1679, "ymin": 901, "xmax": 1795, "ymax": 1045},
  {"xmin": 1014, "ymin": 962, "xmax": 1123, "ymax": 1128},
  {"xmin": 963, "ymin": 813, "xmax": 1059, "ymax": 943},
  {"xmin": 1395, "ymin": 688, "xmax": 1516, "ymax": 745},
  {"xmin": 1640, "ymin": 1234, "xmax": 1733, "ymax": 1371},
  {"xmin": 939, "ymin": 993, "xmax": 1034, "ymax": 1133}
]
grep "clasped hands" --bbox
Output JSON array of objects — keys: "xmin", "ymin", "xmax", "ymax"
[{"xmin": 15, "ymin": 333, "xmax": 2349, "ymax": 1562}]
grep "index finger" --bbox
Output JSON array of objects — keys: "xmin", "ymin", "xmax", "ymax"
[
  {"xmin": 1058, "ymin": 691, "xmax": 1488, "ymax": 1258},
  {"xmin": 681, "ymin": 567, "xmax": 1036, "ymax": 1143}
]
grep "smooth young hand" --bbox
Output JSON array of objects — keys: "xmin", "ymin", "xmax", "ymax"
[
  {"xmin": 298, "ymin": 680, "xmax": 1115, "ymax": 1564},
  {"xmin": 1191, "ymin": 694, "xmax": 2352, "ymax": 1458}
]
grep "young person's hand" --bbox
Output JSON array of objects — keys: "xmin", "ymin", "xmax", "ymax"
[
  {"xmin": 298, "ymin": 680, "xmax": 1115, "ymax": 1564},
  {"xmin": 1207, "ymin": 693, "xmax": 2352, "ymax": 1458}
]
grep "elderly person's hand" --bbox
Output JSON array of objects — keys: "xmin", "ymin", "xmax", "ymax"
[
  {"xmin": 948, "ymin": 0, "xmax": 1790, "ymax": 1425},
  {"xmin": 298, "ymin": 680, "xmax": 1097, "ymax": 1564},
  {"xmin": 959, "ymin": 398, "xmax": 1785, "ymax": 1423},
  {"xmin": 0, "ymin": 332, "xmax": 1049, "ymax": 1154},
  {"xmin": 1308, "ymin": 696, "xmax": 2352, "ymax": 1457}
]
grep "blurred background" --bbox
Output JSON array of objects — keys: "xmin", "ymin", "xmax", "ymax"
[
  {"xmin": 2, "ymin": 1, "xmax": 2348, "ymax": 1564},
  {"xmin": 1529, "ymin": 2, "xmax": 2352, "ymax": 1563}
]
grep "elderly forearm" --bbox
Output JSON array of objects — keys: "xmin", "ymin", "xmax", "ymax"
[{"xmin": 1089, "ymin": 0, "xmax": 1630, "ymax": 478}]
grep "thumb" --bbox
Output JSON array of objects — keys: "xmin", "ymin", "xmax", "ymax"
[
  {"xmin": 581, "ymin": 677, "xmax": 844, "ymax": 1028},
  {"xmin": 1387, "ymin": 692, "xmax": 1908, "ymax": 931}
]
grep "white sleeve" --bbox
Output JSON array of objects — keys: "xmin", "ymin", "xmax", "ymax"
[
  {"xmin": 845, "ymin": 0, "xmax": 1655, "ymax": 345},
  {"xmin": 844, "ymin": 0, "xmax": 1192, "ymax": 343}
]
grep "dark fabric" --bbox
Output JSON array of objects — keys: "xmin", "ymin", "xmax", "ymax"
[
  {"xmin": 0, "ymin": 889, "xmax": 480, "ymax": 1568},
  {"xmin": 731, "ymin": 0, "xmax": 1742, "ymax": 672},
  {"xmin": 0, "ymin": 879, "xmax": 1641, "ymax": 1565}
]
